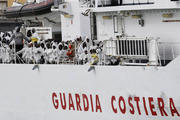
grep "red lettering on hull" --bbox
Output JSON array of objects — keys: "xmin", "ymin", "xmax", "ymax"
[
  {"xmin": 143, "ymin": 97, "xmax": 148, "ymax": 115},
  {"xmin": 52, "ymin": 92, "xmax": 102, "ymax": 113},
  {"xmin": 52, "ymin": 92, "xmax": 180, "ymax": 117},
  {"xmin": 128, "ymin": 97, "xmax": 135, "ymax": 114},
  {"xmin": 60, "ymin": 93, "xmax": 66, "ymax": 110},
  {"xmin": 134, "ymin": 97, "xmax": 141, "ymax": 115},
  {"xmin": 148, "ymin": 97, "xmax": 157, "ymax": 116},
  {"xmin": 118, "ymin": 96, "xmax": 126, "ymax": 114},
  {"xmin": 52, "ymin": 92, "xmax": 59, "ymax": 109},
  {"xmin": 111, "ymin": 96, "xmax": 117, "ymax": 113},
  {"xmin": 157, "ymin": 98, "xmax": 168, "ymax": 116},
  {"xmin": 170, "ymin": 98, "xmax": 180, "ymax": 116}
]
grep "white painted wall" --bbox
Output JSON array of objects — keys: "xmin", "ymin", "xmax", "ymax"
[
  {"xmin": 96, "ymin": 13, "xmax": 115, "ymax": 41},
  {"xmin": 61, "ymin": 0, "xmax": 91, "ymax": 41},
  {"xmin": 95, "ymin": 10, "xmax": 180, "ymax": 59},
  {"xmin": 80, "ymin": 13, "xmax": 91, "ymax": 39},
  {"xmin": 0, "ymin": 56, "xmax": 180, "ymax": 120},
  {"xmin": 124, "ymin": 10, "xmax": 180, "ymax": 42}
]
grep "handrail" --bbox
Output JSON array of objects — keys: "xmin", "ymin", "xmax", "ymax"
[{"xmin": 79, "ymin": 0, "xmax": 154, "ymax": 8}]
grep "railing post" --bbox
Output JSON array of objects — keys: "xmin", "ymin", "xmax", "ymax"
[
  {"xmin": 171, "ymin": 44, "xmax": 175, "ymax": 60},
  {"xmin": 148, "ymin": 38, "xmax": 159, "ymax": 66}
]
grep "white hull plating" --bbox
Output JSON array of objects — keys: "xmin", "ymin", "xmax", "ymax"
[{"xmin": 0, "ymin": 57, "xmax": 180, "ymax": 120}]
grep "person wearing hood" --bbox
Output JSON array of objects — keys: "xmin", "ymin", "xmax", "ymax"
[
  {"xmin": 51, "ymin": 42, "xmax": 58, "ymax": 63},
  {"xmin": 79, "ymin": 49, "xmax": 89, "ymax": 64},
  {"xmin": 17, "ymin": 43, "xmax": 33, "ymax": 64},
  {"xmin": 9, "ymin": 26, "xmax": 30, "ymax": 52},
  {"xmin": 0, "ymin": 42, "xmax": 4, "ymax": 63},
  {"xmin": 57, "ymin": 42, "xmax": 64, "ymax": 63},
  {"xmin": 44, "ymin": 42, "xmax": 54, "ymax": 64},
  {"xmin": 85, "ymin": 37, "xmax": 92, "ymax": 52},
  {"xmin": 2, "ymin": 32, "xmax": 11, "ymax": 44},
  {"xmin": 32, "ymin": 42, "xmax": 45, "ymax": 64}
]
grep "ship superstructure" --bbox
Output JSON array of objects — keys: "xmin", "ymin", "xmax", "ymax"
[{"xmin": 51, "ymin": 0, "xmax": 180, "ymax": 66}]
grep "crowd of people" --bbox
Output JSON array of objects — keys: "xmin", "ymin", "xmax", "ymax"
[{"xmin": 0, "ymin": 26, "xmax": 108, "ymax": 65}]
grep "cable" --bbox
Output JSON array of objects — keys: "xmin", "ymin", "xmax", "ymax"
[{"xmin": 18, "ymin": 0, "xmax": 37, "ymax": 18}]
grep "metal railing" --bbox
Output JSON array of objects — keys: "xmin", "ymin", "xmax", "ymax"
[
  {"xmin": 158, "ymin": 42, "xmax": 180, "ymax": 66},
  {"xmin": 79, "ymin": 0, "xmax": 154, "ymax": 8},
  {"xmin": 103, "ymin": 38, "xmax": 180, "ymax": 66},
  {"xmin": 103, "ymin": 38, "xmax": 149, "ymax": 58},
  {"xmin": 0, "ymin": 39, "xmax": 180, "ymax": 67}
]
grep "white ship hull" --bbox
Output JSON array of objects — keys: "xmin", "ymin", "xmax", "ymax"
[
  {"xmin": 1, "ymin": 0, "xmax": 180, "ymax": 120},
  {"xmin": 0, "ymin": 57, "xmax": 179, "ymax": 120}
]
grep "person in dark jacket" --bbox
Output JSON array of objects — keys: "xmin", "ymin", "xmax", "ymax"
[
  {"xmin": 9, "ymin": 26, "xmax": 30, "ymax": 52},
  {"xmin": 111, "ymin": 0, "xmax": 118, "ymax": 6}
]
